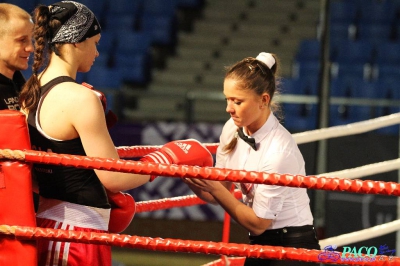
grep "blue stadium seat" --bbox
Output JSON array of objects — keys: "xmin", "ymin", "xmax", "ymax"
[
  {"xmin": 116, "ymin": 66, "xmax": 151, "ymax": 85},
  {"xmin": 76, "ymin": 72, "xmax": 87, "ymax": 84},
  {"xmin": 358, "ymin": 1, "xmax": 396, "ymax": 24},
  {"xmin": 330, "ymin": 23, "xmax": 358, "ymax": 60},
  {"xmin": 139, "ymin": 0, "xmax": 180, "ymax": 47},
  {"xmin": 330, "ymin": 22, "xmax": 356, "ymax": 41},
  {"xmin": 356, "ymin": 23, "xmax": 393, "ymax": 45},
  {"xmin": 290, "ymin": 76, "xmax": 319, "ymax": 95},
  {"xmin": 393, "ymin": 0, "xmax": 400, "ymax": 6},
  {"xmin": 301, "ymin": 77, "xmax": 319, "ymax": 96},
  {"xmin": 105, "ymin": 14, "xmax": 136, "ymax": 32},
  {"xmin": 329, "ymin": 1, "xmax": 358, "ymax": 24},
  {"xmin": 140, "ymin": 14, "xmax": 177, "ymax": 46},
  {"xmin": 394, "ymin": 0, "xmax": 400, "ymax": 15},
  {"xmin": 178, "ymin": 0, "xmax": 204, "ymax": 9},
  {"xmin": 283, "ymin": 103, "xmax": 318, "ymax": 132},
  {"xmin": 106, "ymin": 0, "xmax": 142, "ymax": 16},
  {"xmin": 329, "ymin": 105, "xmax": 372, "ymax": 126},
  {"xmin": 21, "ymin": 67, "xmax": 33, "ymax": 81},
  {"xmin": 292, "ymin": 61, "xmax": 321, "ymax": 80},
  {"xmin": 97, "ymin": 30, "xmax": 115, "ymax": 54},
  {"xmin": 7, "ymin": 0, "xmax": 36, "ymax": 12},
  {"xmin": 36, "ymin": 0, "xmax": 106, "ymax": 18},
  {"xmin": 280, "ymin": 77, "xmax": 320, "ymax": 96},
  {"xmin": 393, "ymin": 24, "xmax": 400, "ymax": 42},
  {"xmin": 37, "ymin": 0, "xmax": 58, "ymax": 6},
  {"xmin": 375, "ymin": 78, "xmax": 400, "ymax": 100},
  {"xmin": 374, "ymin": 42, "xmax": 400, "ymax": 65},
  {"xmin": 329, "ymin": 76, "xmax": 376, "ymax": 126},
  {"xmin": 79, "ymin": 0, "xmax": 107, "ymax": 17},
  {"xmin": 142, "ymin": 0, "xmax": 179, "ymax": 17},
  {"xmin": 329, "ymin": 77, "xmax": 376, "ymax": 98},
  {"xmin": 114, "ymin": 52, "xmax": 152, "ymax": 85},
  {"xmin": 373, "ymin": 63, "xmax": 400, "ymax": 81},
  {"xmin": 94, "ymin": 53, "xmax": 110, "ymax": 68},
  {"xmin": 115, "ymin": 31, "xmax": 152, "ymax": 55},
  {"xmin": 294, "ymin": 39, "xmax": 321, "ymax": 62},
  {"xmin": 330, "ymin": 62, "xmax": 371, "ymax": 81},
  {"xmin": 374, "ymin": 75, "xmax": 400, "ymax": 135},
  {"xmin": 332, "ymin": 40, "xmax": 374, "ymax": 64},
  {"xmin": 86, "ymin": 66, "xmax": 123, "ymax": 89},
  {"xmin": 329, "ymin": 78, "xmax": 351, "ymax": 97},
  {"xmin": 280, "ymin": 78, "xmax": 297, "ymax": 95},
  {"xmin": 350, "ymin": 79, "xmax": 377, "ymax": 99}
]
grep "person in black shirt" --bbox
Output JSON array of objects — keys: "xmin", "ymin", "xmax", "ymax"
[{"xmin": 0, "ymin": 3, "xmax": 33, "ymax": 110}]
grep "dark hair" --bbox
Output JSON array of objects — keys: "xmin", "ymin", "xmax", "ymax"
[
  {"xmin": 20, "ymin": 1, "xmax": 101, "ymax": 112},
  {"xmin": 19, "ymin": 5, "xmax": 64, "ymax": 112},
  {"xmin": 223, "ymin": 54, "xmax": 282, "ymax": 153}
]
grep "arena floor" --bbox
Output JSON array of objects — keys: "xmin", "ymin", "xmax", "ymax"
[
  {"xmin": 110, "ymin": 218, "xmax": 248, "ymax": 266},
  {"xmin": 112, "ymin": 248, "xmax": 219, "ymax": 266}
]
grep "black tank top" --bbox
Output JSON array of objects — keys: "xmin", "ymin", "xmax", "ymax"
[{"xmin": 27, "ymin": 76, "xmax": 110, "ymax": 208}]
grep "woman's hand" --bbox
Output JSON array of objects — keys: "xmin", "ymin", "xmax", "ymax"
[
  {"xmin": 183, "ymin": 177, "xmax": 224, "ymax": 194},
  {"xmin": 182, "ymin": 178, "xmax": 230, "ymax": 204}
]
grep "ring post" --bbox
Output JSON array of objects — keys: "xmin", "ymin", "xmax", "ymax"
[{"xmin": 0, "ymin": 110, "xmax": 37, "ymax": 265}]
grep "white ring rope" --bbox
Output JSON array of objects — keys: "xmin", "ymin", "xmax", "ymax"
[
  {"xmin": 319, "ymin": 158, "xmax": 400, "ymax": 180},
  {"xmin": 293, "ymin": 112, "xmax": 400, "ymax": 144},
  {"xmin": 290, "ymin": 112, "xmax": 400, "ymax": 248},
  {"xmin": 319, "ymin": 219, "xmax": 400, "ymax": 248}
]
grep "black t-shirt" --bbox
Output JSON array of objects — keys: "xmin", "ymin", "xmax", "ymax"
[
  {"xmin": 27, "ymin": 76, "xmax": 110, "ymax": 209},
  {"xmin": 0, "ymin": 71, "xmax": 25, "ymax": 110}
]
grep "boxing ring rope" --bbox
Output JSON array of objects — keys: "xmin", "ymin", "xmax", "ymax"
[
  {"xmin": 319, "ymin": 219, "xmax": 400, "ymax": 248},
  {"xmin": 292, "ymin": 112, "xmax": 400, "ymax": 144},
  {"xmin": 1, "ymin": 147, "xmax": 400, "ymax": 264},
  {"xmin": 115, "ymin": 112, "xmax": 400, "ymax": 158},
  {"xmin": 1, "ymin": 149, "xmax": 400, "ymax": 196},
  {"xmin": 1, "ymin": 224, "xmax": 394, "ymax": 265},
  {"xmin": 134, "ymin": 190, "xmax": 242, "ymax": 213},
  {"xmin": 133, "ymin": 189, "xmax": 400, "ymax": 250},
  {"xmin": 133, "ymin": 189, "xmax": 400, "ymax": 249},
  {"xmin": 2, "ymin": 112, "xmax": 400, "ymax": 265}
]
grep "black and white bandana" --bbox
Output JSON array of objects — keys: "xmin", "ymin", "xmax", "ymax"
[{"xmin": 49, "ymin": 1, "xmax": 101, "ymax": 44}]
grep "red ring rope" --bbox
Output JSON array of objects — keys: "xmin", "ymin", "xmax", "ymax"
[
  {"xmin": 1, "ymin": 225, "xmax": 395, "ymax": 265},
  {"xmin": 11, "ymin": 149, "xmax": 400, "ymax": 196}
]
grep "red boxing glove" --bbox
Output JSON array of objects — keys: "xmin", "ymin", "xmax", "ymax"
[
  {"xmin": 82, "ymin": 82, "xmax": 118, "ymax": 129},
  {"xmin": 140, "ymin": 139, "xmax": 213, "ymax": 181},
  {"xmin": 106, "ymin": 190, "xmax": 136, "ymax": 233}
]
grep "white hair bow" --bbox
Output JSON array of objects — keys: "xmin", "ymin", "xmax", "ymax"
[{"xmin": 256, "ymin": 52, "xmax": 275, "ymax": 69}]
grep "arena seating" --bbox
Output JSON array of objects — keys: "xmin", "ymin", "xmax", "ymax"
[
  {"xmin": 289, "ymin": 0, "xmax": 400, "ymax": 133},
  {"xmin": 11, "ymin": 0, "xmax": 400, "ymax": 134},
  {"xmin": 131, "ymin": 0, "xmax": 321, "ymax": 123},
  {"xmin": 12, "ymin": 0, "xmax": 205, "ymax": 119}
]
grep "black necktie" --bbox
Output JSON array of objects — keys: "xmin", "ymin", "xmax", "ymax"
[{"xmin": 237, "ymin": 128, "xmax": 257, "ymax": 151}]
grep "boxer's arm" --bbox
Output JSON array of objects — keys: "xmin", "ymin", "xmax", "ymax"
[{"xmin": 70, "ymin": 85, "xmax": 150, "ymax": 192}]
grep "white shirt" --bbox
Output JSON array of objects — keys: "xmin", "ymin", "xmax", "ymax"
[{"xmin": 216, "ymin": 114, "xmax": 314, "ymax": 229}]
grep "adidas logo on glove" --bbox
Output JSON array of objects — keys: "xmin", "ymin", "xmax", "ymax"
[
  {"xmin": 174, "ymin": 141, "xmax": 192, "ymax": 154},
  {"xmin": 140, "ymin": 139, "xmax": 213, "ymax": 181}
]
